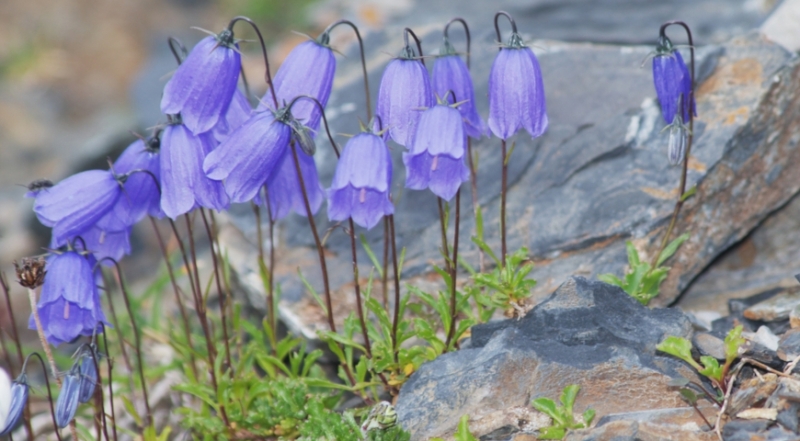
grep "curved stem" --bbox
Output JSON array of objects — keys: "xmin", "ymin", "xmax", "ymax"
[
  {"xmin": 228, "ymin": 16, "xmax": 278, "ymax": 108},
  {"xmin": 444, "ymin": 17, "xmax": 471, "ymax": 68},
  {"xmin": 26, "ymin": 353, "xmax": 63, "ymax": 441},
  {"xmin": 284, "ymin": 95, "xmax": 341, "ymax": 157},
  {"xmin": 323, "ymin": 20, "xmax": 371, "ymax": 119},
  {"xmin": 100, "ymin": 258, "xmax": 151, "ymax": 427},
  {"xmin": 148, "ymin": 217, "xmax": 197, "ymax": 379},
  {"xmin": 101, "ymin": 328, "xmax": 119, "ymax": 441},
  {"xmin": 403, "ymin": 28, "xmax": 425, "ymax": 66},
  {"xmin": 651, "ymin": 22, "xmax": 695, "ymax": 269},
  {"xmin": 200, "ymin": 208, "xmax": 234, "ymax": 373},
  {"xmin": 167, "ymin": 37, "xmax": 187, "ymax": 65},
  {"xmin": 494, "ymin": 11, "xmax": 518, "ymax": 44},
  {"xmin": 444, "ymin": 189, "xmax": 461, "ymax": 350},
  {"xmin": 347, "ymin": 219, "xmax": 372, "ymax": 357}
]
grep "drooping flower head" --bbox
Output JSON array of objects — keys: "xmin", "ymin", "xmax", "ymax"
[
  {"xmin": 204, "ymin": 109, "xmax": 291, "ymax": 204},
  {"xmin": 260, "ymin": 36, "xmax": 336, "ymax": 133},
  {"xmin": 403, "ymin": 102, "xmax": 470, "ymax": 201},
  {"xmin": 652, "ymin": 32, "xmax": 697, "ymax": 165},
  {"xmin": 328, "ymin": 127, "xmax": 394, "ymax": 229},
  {"xmin": 161, "ymin": 28, "xmax": 241, "ymax": 134},
  {"xmin": 0, "ymin": 372, "xmax": 28, "ymax": 437},
  {"xmin": 33, "ymin": 170, "xmax": 126, "ymax": 245},
  {"xmin": 488, "ymin": 14, "xmax": 548, "ymax": 140},
  {"xmin": 55, "ymin": 366, "xmax": 81, "ymax": 428},
  {"xmin": 432, "ymin": 34, "xmax": 486, "ymax": 139},
  {"xmin": 213, "ymin": 89, "xmax": 252, "ymax": 144},
  {"xmin": 110, "ymin": 131, "xmax": 165, "ymax": 226},
  {"xmin": 77, "ymin": 346, "xmax": 99, "ymax": 403},
  {"xmin": 376, "ymin": 34, "xmax": 434, "ymax": 147},
  {"xmin": 160, "ymin": 115, "xmax": 230, "ymax": 219},
  {"xmin": 28, "ymin": 249, "xmax": 109, "ymax": 346}
]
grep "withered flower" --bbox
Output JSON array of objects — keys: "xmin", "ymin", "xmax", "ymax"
[{"xmin": 14, "ymin": 257, "xmax": 46, "ymax": 289}]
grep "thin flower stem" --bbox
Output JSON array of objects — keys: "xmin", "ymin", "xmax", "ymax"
[
  {"xmin": 444, "ymin": 189, "xmax": 461, "ymax": 351},
  {"xmin": 182, "ymin": 214, "xmax": 229, "ymax": 426},
  {"xmin": 27, "ymin": 353, "xmax": 63, "ymax": 441},
  {"xmin": 168, "ymin": 219, "xmax": 201, "ymax": 308},
  {"xmin": 322, "ymin": 20, "xmax": 371, "ymax": 118},
  {"xmin": 437, "ymin": 198, "xmax": 451, "ymax": 272},
  {"xmin": 25, "ymin": 288, "xmax": 60, "ymax": 384},
  {"xmin": 444, "ymin": 17, "xmax": 472, "ymax": 67},
  {"xmin": 100, "ymin": 272, "xmax": 136, "ymax": 400},
  {"xmin": 494, "ymin": 11, "xmax": 519, "ymax": 43},
  {"xmin": 100, "ymin": 258, "xmax": 152, "ymax": 427},
  {"xmin": 267, "ymin": 194, "xmax": 278, "ymax": 346},
  {"xmin": 227, "ymin": 16, "xmax": 278, "ymax": 108},
  {"xmin": 388, "ymin": 214, "xmax": 402, "ymax": 366},
  {"xmin": 200, "ymin": 208, "xmax": 234, "ymax": 372},
  {"xmin": 650, "ymin": 21, "xmax": 695, "ymax": 269},
  {"xmin": 251, "ymin": 198, "xmax": 276, "ymax": 346},
  {"xmin": 347, "ymin": 218, "xmax": 372, "ymax": 357},
  {"xmin": 148, "ymin": 217, "xmax": 198, "ymax": 379},
  {"xmin": 167, "ymin": 37, "xmax": 187, "ymax": 65},
  {"xmin": 403, "ymin": 28, "xmax": 425, "ymax": 66},
  {"xmin": 87, "ymin": 344, "xmax": 111, "ymax": 441},
  {"xmin": 382, "ymin": 218, "xmax": 390, "ymax": 309},
  {"xmin": 101, "ymin": 328, "xmax": 118, "ymax": 441},
  {"xmin": 501, "ymin": 139, "xmax": 509, "ymax": 266}
]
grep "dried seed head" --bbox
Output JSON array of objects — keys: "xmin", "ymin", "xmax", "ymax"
[{"xmin": 14, "ymin": 257, "xmax": 46, "ymax": 289}]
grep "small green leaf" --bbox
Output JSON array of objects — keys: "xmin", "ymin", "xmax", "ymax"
[
  {"xmin": 679, "ymin": 388, "xmax": 699, "ymax": 404},
  {"xmin": 680, "ymin": 185, "xmax": 697, "ymax": 202},
  {"xmin": 122, "ymin": 396, "xmax": 143, "ymax": 427},
  {"xmin": 656, "ymin": 336, "xmax": 702, "ymax": 371},
  {"xmin": 560, "ymin": 384, "xmax": 580, "ymax": 416},
  {"xmin": 538, "ymin": 426, "xmax": 567, "ymax": 440},
  {"xmin": 582, "ymin": 408, "xmax": 595, "ymax": 427},
  {"xmin": 532, "ymin": 397, "xmax": 563, "ymax": 423},
  {"xmin": 698, "ymin": 355, "xmax": 723, "ymax": 382},
  {"xmin": 656, "ymin": 233, "xmax": 690, "ymax": 267},
  {"xmin": 598, "ymin": 273, "xmax": 624, "ymax": 287},
  {"xmin": 626, "ymin": 241, "xmax": 641, "ymax": 267},
  {"xmin": 724, "ymin": 325, "xmax": 744, "ymax": 365},
  {"xmin": 454, "ymin": 415, "xmax": 478, "ymax": 441}
]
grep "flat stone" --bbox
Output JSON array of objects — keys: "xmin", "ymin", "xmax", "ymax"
[
  {"xmin": 790, "ymin": 305, "xmax": 800, "ymax": 329},
  {"xmin": 695, "ymin": 332, "xmax": 726, "ymax": 360},
  {"xmin": 394, "ymin": 277, "xmax": 696, "ymax": 440},
  {"xmin": 565, "ymin": 420, "xmax": 716, "ymax": 441},
  {"xmin": 737, "ymin": 408, "xmax": 778, "ymax": 420},
  {"xmin": 744, "ymin": 289, "xmax": 800, "ymax": 322},
  {"xmin": 728, "ymin": 374, "xmax": 779, "ymax": 416},
  {"xmin": 721, "ymin": 419, "xmax": 772, "ymax": 441},
  {"xmin": 777, "ymin": 329, "xmax": 800, "ymax": 362}
]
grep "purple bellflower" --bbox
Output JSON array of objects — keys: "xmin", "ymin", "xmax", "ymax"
[
  {"xmin": 161, "ymin": 31, "xmax": 241, "ymax": 134},
  {"xmin": 260, "ymin": 38, "xmax": 336, "ymax": 133},
  {"xmin": 29, "ymin": 250, "xmax": 108, "ymax": 346},
  {"xmin": 113, "ymin": 133, "xmax": 165, "ymax": 221},
  {"xmin": 328, "ymin": 131, "xmax": 393, "ymax": 229},
  {"xmin": 376, "ymin": 45, "xmax": 433, "ymax": 147},
  {"xmin": 80, "ymin": 226, "xmax": 131, "ymax": 264},
  {"xmin": 0, "ymin": 374, "xmax": 28, "ymax": 436},
  {"xmin": 432, "ymin": 39, "xmax": 486, "ymax": 139},
  {"xmin": 77, "ymin": 348, "xmax": 98, "ymax": 403},
  {"xmin": 33, "ymin": 170, "xmax": 124, "ymax": 245},
  {"xmin": 256, "ymin": 147, "xmax": 324, "ymax": 221},
  {"xmin": 55, "ymin": 367, "xmax": 81, "ymax": 428},
  {"xmin": 160, "ymin": 117, "xmax": 229, "ymax": 219},
  {"xmin": 204, "ymin": 110, "xmax": 291, "ymax": 204},
  {"xmin": 652, "ymin": 34, "xmax": 696, "ymax": 165},
  {"xmin": 488, "ymin": 32, "xmax": 548, "ymax": 140},
  {"xmin": 213, "ymin": 89, "xmax": 252, "ymax": 144},
  {"xmin": 403, "ymin": 103, "xmax": 470, "ymax": 201}
]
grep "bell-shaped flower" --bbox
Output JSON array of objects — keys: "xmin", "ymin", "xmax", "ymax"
[
  {"xmin": 33, "ymin": 170, "xmax": 124, "ymax": 245},
  {"xmin": 204, "ymin": 110, "xmax": 291, "ymax": 204},
  {"xmin": 29, "ymin": 250, "xmax": 108, "ymax": 346},
  {"xmin": 213, "ymin": 89, "xmax": 252, "ymax": 144},
  {"xmin": 78, "ymin": 348, "xmax": 98, "ymax": 403},
  {"xmin": 403, "ymin": 104, "xmax": 469, "ymax": 201},
  {"xmin": 328, "ymin": 131, "xmax": 393, "ymax": 229},
  {"xmin": 260, "ymin": 38, "xmax": 336, "ymax": 133},
  {"xmin": 256, "ymin": 147, "xmax": 324, "ymax": 221},
  {"xmin": 376, "ymin": 46, "xmax": 433, "ymax": 147},
  {"xmin": 488, "ymin": 33, "xmax": 547, "ymax": 140},
  {"xmin": 432, "ymin": 40, "xmax": 486, "ymax": 139},
  {"xmin": 112, "ymin": 133, "xmax": 165, "ymax": 222},
  {"xmin": 82, "ymin": 226, "xmax": 131, "ymax": 265},
  {"xmin": 652, "ymin": 34, "xmax": 695, "ymax": 128},
  {"xmin": 161, "ymin": 31, "xmax": 241, "ymax": 134},
  {"xmin": 0, "ymin": 373, "xmax": 28, "ymax": 436},
  {"xmin": 160, "ymin": 119, "xmax": 229, "ymax": 219},
  {"xmin": 55, "ymin": 367, "xmax": 81, "ymax": 428}
]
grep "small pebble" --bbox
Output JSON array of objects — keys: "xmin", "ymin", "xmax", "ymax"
[{"xmin": 736, "ymin": 407, "xmax": 778, "ymax": 420}]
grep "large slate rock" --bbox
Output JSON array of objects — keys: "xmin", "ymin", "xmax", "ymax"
[{"xmin": 393, "ymin": 277, "xmax": 698, "ymax": 440}]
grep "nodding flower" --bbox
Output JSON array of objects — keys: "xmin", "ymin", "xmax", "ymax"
[
  {"xmin": 160, "ymin": 29, "xmax": 241, "ymax": 135},
  {"xmin": 432, "ymin": 38, "xmax": 486, "ymax": 139},
  {"xmin": 328, "ymin": 129, "xmax": 393, "ymax": 229},
  {"xmin": 77, "ymin": 346, "xmax": 99, "ymax": 403},
  {"xmin": 403, "ymin": 102, "xmax": 470, "ymax": 201},
  {"xmin": 0, "ymin": 370, "xmax": 29, "ymax": 437},
  {"xmin": 55, "ymin": 366, "xmax": 81, "ymax": 428},
  {"xmin": 376, "ymin": 38, "xmax": 434, "ymax": 147},
  {"xmin": 652, "ymin": 33, "xmax": 696, "ymax": 165},
  {"xmin": 28, "ymin": 250, "xmax": 108, "ymax": 346},
  {"xmin": 488, "ymin": 14, "xmax": 548, "ymax": 140}
]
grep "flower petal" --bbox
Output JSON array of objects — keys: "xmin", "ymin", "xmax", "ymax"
[
  {"xmin": 488, "ymin": 47, "xmax": 548, "ymax": 140},
  {"xmin": 331, "ymin": 133, "xmax": 391, "ymax": 192},
  {"xmin": 376, "ymin": 58, "xmax": 433, "ymax": 146},
  {"xmin": 432, "ymin": 54, "xmax": 487, "ymax": 139}
]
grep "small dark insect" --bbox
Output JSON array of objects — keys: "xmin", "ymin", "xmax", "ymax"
[
  {"xmin": 26, "ymin": 179, "xmax": 54, "ymax": 193},
  {"xmin": 14, "ymin": 257, "xmax": 47, "ymax": 289}
]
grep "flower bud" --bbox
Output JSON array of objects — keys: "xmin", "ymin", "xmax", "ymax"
[
  {"xmin": 55, "ymin": 368, "xmax": 81, "ymax": 428},
  {"xmin": 0, "ymin": 374, "xmax": 30, "ymax": 436}
]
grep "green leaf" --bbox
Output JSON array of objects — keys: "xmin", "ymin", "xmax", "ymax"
[
  {"xmin": 626, "ymin": 241, "xmax": 641, "ymax": 267},
  {"xmin": 532, "ymin": 397, "xmax": 563, "ymax": 423},
  {"xmin": 656, "ymin": 336, "xmax": 702, "ymax": 371},
  {"xmin": 360, "ymin": 234, "xmax": 384, "ymax": 279},
  {"xmin": 582, "ymin": 408, "xmax": 595, "ymax": 427},
  {"xmin": 538, "ymin": 426, "xmax": 567, "ymax": 440},
  {"xmin": 121, "ymin": 396, "xmax": 144, "ymax": 427},
  {"xmin": 455, "ymin": 415, "xmax": 478, "ymax": 441},
  {"xmin": 560, "ymin": 384, "xmax": 580, "ymax": 416},
  {"xmin": 699, "ymin": 355, "xmax": 723, "ymax": 382},
  {"xmin": 679, "ymin": 388, "xmax": 699, "ymax": 404},
  {"xmin": 656, "ymin": 233, "xmax": 690, "ymax": 267},
  {"xmin": 680, "ymin": 185, "xmax": 697, "ymax": 202},
  {"xmin": 724, "ymin": 325, "xmax": 744, "ymax": 365},
  {"xmin": 598, "ymin": 273, "xmax": 624, "ymax": 287}
]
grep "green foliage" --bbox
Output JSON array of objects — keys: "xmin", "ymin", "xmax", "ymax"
[
  {"xmin": 430, "ymin": 415, "xmax": 477, "ymax": 441},
  {"xmin": 599, "ymin": 234, "xmax": 689, "ymax": 305},
  {"xmin": 656, "ymin": 325, "xmax": 744, "ymax": 397},
  {"xmin": 532, "ymin": 385, "xmax": 595, "ymax": 440}
]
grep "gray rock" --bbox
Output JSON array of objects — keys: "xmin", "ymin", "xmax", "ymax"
[
  {"xmin": 722, "ymin": 419, "xmax": 772, "ymax": 441},
  {"xmin": 744, "ymin": 289, "xmax": 800, "ymax": 322},
  {"xmin": 565, "ymin": 419, "xmax": 716, "ymax": 441},
  {"xmin": 694, "ymin": 332, "xmax": 726, "ymax": 360},
  {"xmin": 778, "ymin": 329, "xmax": 800, "ymax": 362},
  {"xmin": 394, "ymin": 277, "xmax": 697, "ymax": 439}
]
